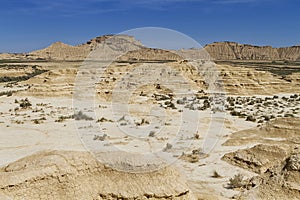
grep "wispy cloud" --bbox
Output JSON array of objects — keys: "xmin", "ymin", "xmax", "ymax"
[{"xmin": 1, "ymin": 0, "xmax": 270, "ymax": 16}]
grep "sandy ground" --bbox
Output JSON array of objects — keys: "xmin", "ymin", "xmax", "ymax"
[
  {"xmin": 0, "ymin": 91, "xmax": 259, "ymax": 199},
  {"xmin": 0, "ymin": 60, "xmax": 299, "ymax": 199}
]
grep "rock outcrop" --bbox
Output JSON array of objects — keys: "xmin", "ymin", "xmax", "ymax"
[
  {"xmin": 0, "ymin": 151, "xmax": 194, "ymax": 200},
  {"xmin": 228, "ymin": 147, "xmax": 300, "ymax": 200},
  {"xmin": 222, "ymin": 144, "xmax": 290, "ymax": 174},
  {"xmin": 222, "ymin": 117, "xmax": 300, "ymax": 200},
  {"xmin": 205, "ymin": 42, "xmax": 300, "ymax": 61}
]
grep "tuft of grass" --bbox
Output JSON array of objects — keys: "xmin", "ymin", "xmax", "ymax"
[
  {"xmin": 148, "ymin": 131, "xmax": 155, "ymax": 137},
  {"xmin": 228, "ymin": 173, "xmax": 244, "ymax": 189},
  {"xmin": 163, "ymin": 143, "xmax": 172, "ymax": 152},
  {"xmin": 212, "ymin": 170, "xmax": 222, "ymax": 178}
]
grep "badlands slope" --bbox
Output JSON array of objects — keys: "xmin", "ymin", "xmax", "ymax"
[{"xmin": 0, "ymin": 35, "xmax": 299, "ymax": 199}]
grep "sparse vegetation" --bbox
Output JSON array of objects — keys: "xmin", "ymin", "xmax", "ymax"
[
  {"xmin": 18, "ymin": 98, "xmax": 32, "ymax": 109},
  {"xmin": 74, "ymin": 111, "xmax": 93, "ymax": 121},
  {"xmin": 246, "ymin": 115, "xmax": 256, "ymax": 122},
  {"xmin": 97, "ymin": 117, "xmax": 113, "ymax": 123},
  {"xmin": 211, "ymin": 170, "xmax": 222, "ymax": 178},
  {"xmin": 0, "ymin": 66, "xmax": 48, "ymax": 83},
  {"xmin": 0, "ymin": 91, "xmax": 14, "ymax": 97},
  {"xmin": 228, "ymin": 173, "xmax": 244, "ymax": 189},
  {"xmin": 93, "ymin": 134, "xmax": 107, "ymax": 141},
  {"xmin": 55, "ymin": 115, "xmax": 74, "ymax": 123},
  {"xmin": 163, "ymin": 143, "xmax": 172, "ymax": 152},
  {"xmin": 32, "ymin": 117, "xmax": 46, "ymax": 124},
  {"xmin": 148, "ymin": 131, "xmax": 155, "ymax": 137}
]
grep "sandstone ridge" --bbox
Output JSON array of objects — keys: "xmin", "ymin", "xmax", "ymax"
[{"xmin": 205, "ymin": 41, "xmax": 300, "ymax": 61}]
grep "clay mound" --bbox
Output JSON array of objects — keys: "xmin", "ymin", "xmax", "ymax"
[
  {"xmin": 222, "ymin": 117, "xmax": 300, "ymax": 199},
  {"xmin": 18, "ymin": 68, "xmax": 77, "ymax": 97},
  {"xmin": 222, "ymin": 144, "xmax": 290, "ymax": 174},
  {"xmin": 223, "ymin": 117, "xmax": 300, "ymax": 146},
  {"xmin": 0, "ymin": 150, "xmax": 193, "ymax": 200},
  {"xmin": 235, "ymin": 148, "xmax": 300, "ymax": 200}
]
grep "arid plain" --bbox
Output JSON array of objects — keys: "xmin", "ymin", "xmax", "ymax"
[{"xmin": 0, "ymin": 35, "xmax": 300, "ymax": 200}]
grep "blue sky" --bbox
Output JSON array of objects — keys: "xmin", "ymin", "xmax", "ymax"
[{"xmin": 0, "ymin": 0, "xmax": 299, "ymax": 52}]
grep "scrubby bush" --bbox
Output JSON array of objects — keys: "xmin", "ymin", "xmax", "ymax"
[
  {"xmin": 176, "ymin": 99, "xmax": 185, "ymax": 105},
  {"xmin": 263, "ymin": 115, "xmax": 271, "ymax": 121},
  {"xmin": 290, "ymin": 94, "xmax": 298, "ymax": 99},
  {"xmin": 33, "ymin": 117, "xmax": 46, "ymax": 124},
  {"xmin": 93, "ymin": 134, "xmax": 107, "ymax": 141},
  {"xmin": 148, "ymin": 131, "xmax": 155, "ymax": 137},
  {"xmin": 228, "ymin": 174, "xmax": 244, "ymax": 189},
  {"xmin": 0, "ymin": 91, "xmax": 13, "ymax": 97},
  {"xmin": 212, "ymin": 170, "xmax": 222, "ymax": 178},
  {"xmin": 74, "ymin": 111, "xmax": 93, "ymax": 121},
  {"xmin": 284, "ymin": 113, "xmax": 294, "ymax": 117},
  {"xmin": 97, "ymin": 117, "xmax": 113, "ymax": 123},
  {"xmin": 163, "ymin": 143, "xmax": 172, "ymax": 151},
  {"xmin": 55, "ymin": 115, "xmax": 74, "ymax": 122},
  {"xmin": 230, "ymin": 110, "xmax": 239, "ymax": 116},
  {"xmin": 19, "ymin": 98, "xmax": 32, "ymax": 109},
  {"xmin": 246, "ymin": 115, "xmax": 256, "ymax": 122}
]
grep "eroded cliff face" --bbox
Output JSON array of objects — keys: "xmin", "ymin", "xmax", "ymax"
[{"xmin": 205, "ymin": 42, "xmax": 300, "ymax": 61}]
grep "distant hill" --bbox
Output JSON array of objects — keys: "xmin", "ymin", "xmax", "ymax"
[
  {"xmin": 28, "ymin": 35, "xmax": 144, "ymax": 61},
  {"xmin": 1, "ymin": 35, "xmax": 300, "ymax": 61},
  {"xmin": 205, "ymin": 41, "xmax": 300, "ymax": 61}
]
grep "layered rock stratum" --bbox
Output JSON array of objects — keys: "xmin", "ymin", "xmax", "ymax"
[{"xmin": 205, "ymin": 42, "xmax": 300, "ymax": 61}]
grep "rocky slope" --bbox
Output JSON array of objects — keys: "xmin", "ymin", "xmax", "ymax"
[
  {"xmin": 28, "ymin": 35, "xmax": 145, "ymax": 61},
  {"xmin": 0, "ymin": 150, "xmax": 194, "ymax": 200},
  {"xmin": 205, "ymin": 42, "xmax": 300, "ymax": 61},
  {"xmin": 222, "ymin": 117, "xmax": 300, "ymax": 200},
  {"xmin": 30, "ymin": 42, "xmax": 90, "ymax": 60}
]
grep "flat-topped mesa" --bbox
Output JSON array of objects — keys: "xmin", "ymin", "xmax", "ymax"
[
  {"xmin": 205, "ymin": 41, "xmax": 300, "ymax": 61},
  {"xmin": 82, "ymin": 34, "xmax": 145, "ymax": 51}
]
